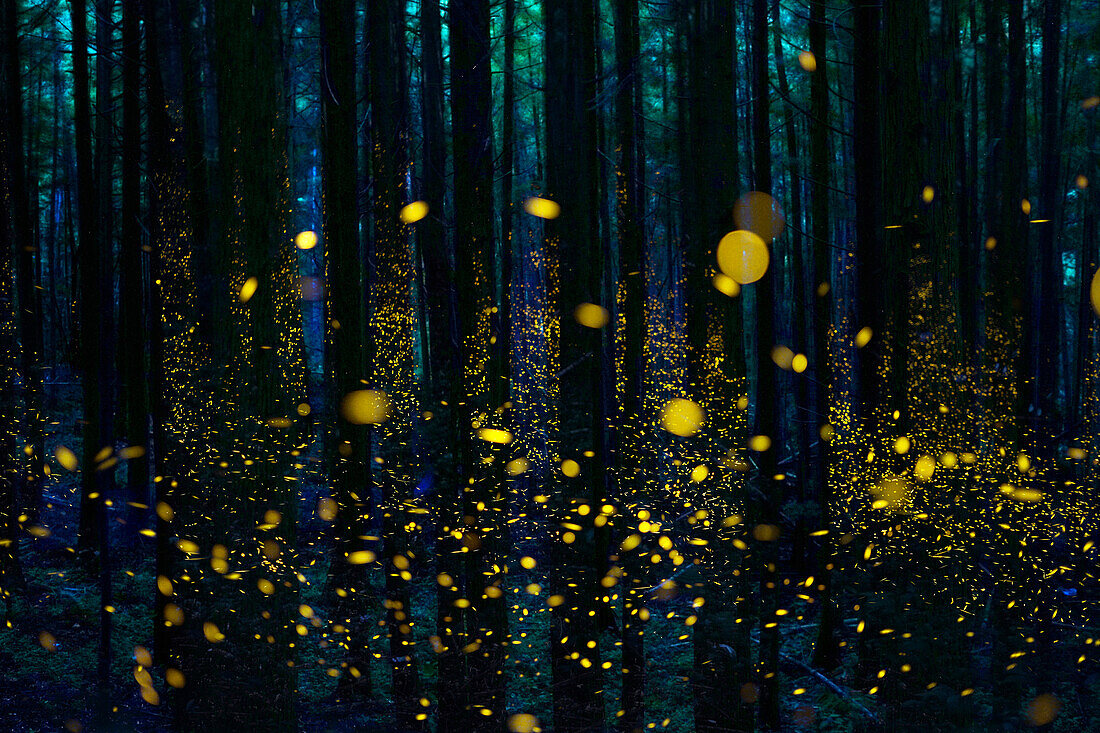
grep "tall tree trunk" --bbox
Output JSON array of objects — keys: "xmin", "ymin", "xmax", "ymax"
[
  {"xmin": 1077, "ymin": 110, "xmax": 1097, "ymax": 451},
  {"xmin": 614, "ymin": 0, "xmax": 646, "ymax": 728},
  {"xmin": 94, "ymin": 2, "xmax": 116, "ymax": 714},
  {"xmin": 956, "ymin": 0, "xmax": 979, "ymax": 362},
  {"xmin": 321, "ymin": 0, "xmax": 372, "ymax": 699},
  {"xmin": 987, "ymin": 2, "xmax": 1030, "ymax": 723},
  {"xmin": 499, "ymin": 0, "xmax": 515, "ymax": 406},
  {"xmin": 73, "ymin": 0, "xmax": 117, "ymax": 716},
  {"xmin": 1036, "ymin": 0, "xmax": 1064, "ymax": 441},
  {"xmin": 140, "ymin": 0, "xmax": 183, "ymax": 672},
  {"xmin": 772, "ymin": 0, "xmax": 811, "ymax": 572},
  {"xmin": 449, "ymin": 0, "xmax": 506, "ymax": 727},
  {"xmin": 366, "ymin": 1, "xmax": 425, "ymax": 727},
  {"xmin": 0, "ymin": 0, "xmax": 28, "ymax": 610},
  {"xmin": 808, "ymin": 0, "xmax": 839, "ymax": 672},
  {"xmin": 683, "ymin": 1, "xmax": 750, "ymax": 730},
  {"xmin": 419, "ymin": 0, "xmax": 449, "ymax": 401},
  {"xmin": 209, "ymin": 0, "xmax": 306, "ymax": 727},
  {"xmin": 421, "ymin": 2, "xmax": 464, "ymax": 723},
  {"xmin": 852, "ymin": 0, "xmax": 885, "ymax": 422},
  {"xmin": 1004, "ymin": 0, "xmax": 1031, "ymax": 444},
  {"xmin": 119, "ymin": 0, "xmax": 150, "ymax": 544},
  {"xmin": 5, "ymin": 0, "xmax": 44, "ymax": 527},
  {"xmin": 73, "ymin": 0, "xmax": 96, "ymax": 553},
  {"xmin": 751, "ymin": 0, "xmax": 780, "ymax": 728},
  {"xmin": 176, "ymin": 0, "xmax": 215, "ymax": 349},
  {"xmin": 544, "ymin": 0, "xmax": 606, "ymax": 729}
]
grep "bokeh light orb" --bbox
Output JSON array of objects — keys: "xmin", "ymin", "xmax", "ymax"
[
  {"xmin": 524, "ymin": 196, "xmax": 560, "ymax": 220},
  {"xmin": 717, "ymin": 230, "xmax": 769, "ymax": 284},
  {"xmin": 295, "ymin": 230, "xmax": 318, "ymax": 250},
  {"xmin": 574, "ymin": 302, "xmax": 609, "ymax": 328},
  {"xmin": 660, "ymin": 398, "xmax": 704, "ymax": 437},
  {"xmin": 340, "ymin": 390, "xmax": 392, "ymax": 425},
  {"xmin": 399, "ymin": 201, "xmax": 429, "ymax": 224},
  {"xmin": 733, "ymin": 191, "xmax": 785, "ymax": 241},
  {"xmin": 712, "ymin": 273, "xmax": 741, "ymax": 297},
  {"xmin": 1091, "ymin": 268, "xmax": 1100, "ymax": 316}
]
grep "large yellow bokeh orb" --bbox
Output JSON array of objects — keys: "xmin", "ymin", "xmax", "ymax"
[
  {"xmin": 341, "ymin": 389, "xmax": 392, "ymax": 425},
  {"xmin": 717, "ymin": 230, "xmax": 769, "ymax": 284},
  {"xmin": 295, "ymin": 230, "xmax": 318, "ymax": 250},
  {"xmin": 574, "ymin": 302, "xmax": 609, "ymax": 328},
  {"xmin": 1091, "ymin": 268, "xmax": 1100, "ymax": 316},
  {"xmin": 524, "ymin": 196, "xmax": 561, "ymax": 220},
  {"xmin": 399, "ymin": 201, "xmax": 429, "ymax": 224},
  {"xmin": 660, "ymin": 398, "xmax": 705, "ymax": 437}
]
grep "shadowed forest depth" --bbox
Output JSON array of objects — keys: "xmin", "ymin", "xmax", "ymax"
[{"xmin": 2, "ymin": 0, "xmax": 1100, "ymax": 731}]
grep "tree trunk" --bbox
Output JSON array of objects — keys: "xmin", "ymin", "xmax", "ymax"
[
  {"xmin": 751, "ymin": 0, "xmax": 780, "ymax": 727},
  {"xmin": 1036, "ymin": 0, "xmax": 1063, "ymax": 441},
  {"xmin": 449, "ymin": 0, "xmax": 506, "ymax": 727},
  {"xmin": 808, "ymin": 0, "xmax": 839, "ymax": 672},
  {"xmin": 682, "ymin": 1, "xmax": 751, "ymax": 730},
  {"xmin": 366, "ymin": 1, "xmax": 425, "ymax": 727},
  {"xmin": 852, "ymin": 0, "xmax": 886, "ymax": 422},
  {"xmin": 176, "ymin": 0, "xmax": 216, "ymax": 350},
  {"xmin": 614, "ymin": 0, "xmax": 646, "ymax": 727},
  {"xmin": 72, "ymin": 0, "xmax": 117, "ymax": 716},
  {"xmin": 772, "ymin": 0, "xmax": 811, "ymax": 573},
  {"xmin": 1004, "ymin": 0, "xmax": 1030, "ymax": 445},
  {"xmin": 499, "ymin": 0, "xmax": 516, "ymax": 407},
  {"xmin": 0, "ymin": 0, "xmax": 28, "ymax": 610},
  {"xmin": 321, "ymin": 0, "xmax": 373, "ymax": 699},
  {"xmin": 4, "ymin": 0, "xmax": 44, "ymax": 527},
  {"xmin": 119, "ymin": 0, "xmax": 150, "ymax": 544},
  {"xmin": 209, "ymin": 0, "xmax": 306, "ymax": 727},
  {"xmin": 544, "ymin": 0, "xmax": 606, "ymax": 729},
  {"xmin": 140, "ymin": 0, "xmax": 185, "ymax": 673},
  {"xmin": 419, "ymin": 0, "xmax": 449, "ymax": 402}
]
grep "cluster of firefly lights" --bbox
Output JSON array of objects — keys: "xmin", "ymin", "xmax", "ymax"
[{"xmin": 14, "ymin": 181, "xmax": 1100, "ymax": 731}]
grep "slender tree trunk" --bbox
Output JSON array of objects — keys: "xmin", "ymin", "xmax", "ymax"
[
  {"xmin": 751, "ymin": 0, "xmax": 781, "ymax": 727},
  {"xmin": 140, "ymin": 0, "xmax": 179, "ymax": 672},
  {"xmin": 1004, "ymin": 0, "xmax": 1031, "ymax": 444},
  {"xmin": 176, "ymin": 0, "xmax": 215, "ymax": 348},
  {"xmin": 499, "ymin": 0, "xmax": 516, "ymax": 404},
  {"xmin": 808, "ymin": 0, "xmax": 839, "ymax": 672},
  {"xmin": 544, "ymin": 0, "xmax": 606, "ymax": 729},
  {"xmin": 683, "ymin": 1, "xmax": 750, "ymax": 730},
  {"xmin": 449, "ymin": 0, "xmax": 506, "ymax": 727},
  {"xmin": 94, "ymin": 2, "xmax": 116, "ymax": 712},
  {"xmin": 987, "ymin": 3, "xmax": 1030, "ymax": 723},
  {"xmin": 420, "ymin": 2, "xmax": 464, "ymax": 724},
  {"xmin": 366, "ymin": 1, "xmax": 425, "ymax": 727},
  {"xmin": 0, "ymin": 0, "xmax": 28, "ymax": 610},
  {"xmin": 5, "ymin": 0, "xmax": 44, "ymax": 527},
  {"xmin": 210, "ymin": 0, "xmax": 306, "ymax": 727},
  {"xmin": 72, "ymin": 0, "xmax": 118, "ymax": 716},
  {"xmin": 419, "ymin": 0, "xmax": 449, "ymax": 401},
  {"xmin": 772, "ymin": 0, "xmax": 811, "ymax": 572},
  {"xmin": 73, "ymin": 0, "xmax": 97, "ymax": 553},
  {"xmin": 614, "ymin": 0, "xmax": 646, "ymax": 728},
  {"xmin": 956, "ymin": 0, "xmax": 979, "ymax": 361},
  {"xmin": 1077, "ymin": 110, "xmax": 1097, "ymax": 449},
  {"xmin": 321, "ymin": 0, "xmax": 372, "ymax": 698},
  {"xmin": 1036, "ymin": 0, "xmax": 1064, "ymax": 440},
  {"xmin": 850, "ymin": 0, "xmax": 887, "ymax": 691},
  {"xmin": 852, "ymin": 0, "xmax": 885, "ymax": 422},
  {"xmin": 119, "ymin": 0, "xmax": 150, "ymax": 544}
]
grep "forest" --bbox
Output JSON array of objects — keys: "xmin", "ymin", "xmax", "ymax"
[{"xmin": 1, "ymin": 0, "xmax": 1099, "ymax": 730}]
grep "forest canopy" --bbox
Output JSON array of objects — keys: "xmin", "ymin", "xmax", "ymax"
[{"xmin": 1, "ymin": 0, "xmax": 1099, "ymax": 731}]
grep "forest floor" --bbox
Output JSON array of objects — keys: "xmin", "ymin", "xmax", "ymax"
[{"xmin": 3, "ymin": 380, "xmax": 1093, "ymax": 731}]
